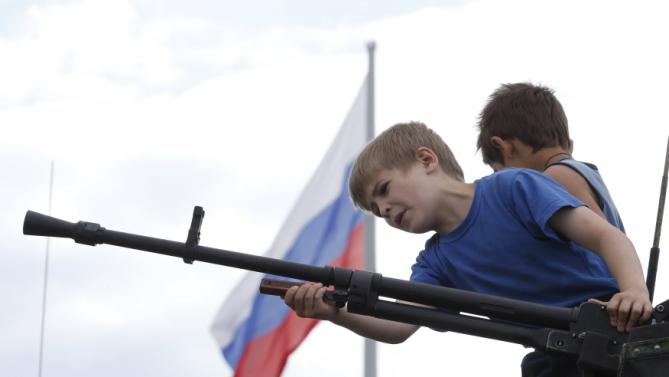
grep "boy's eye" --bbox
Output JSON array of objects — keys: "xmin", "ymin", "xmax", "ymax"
[{"xmin": 380, "ymin": 182, "xmax": 389, "ymax": 195}]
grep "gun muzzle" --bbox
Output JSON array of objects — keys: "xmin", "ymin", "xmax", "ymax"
[{"xmin": 23, "ymin": 210, "xmax": 104, "ymax": 245}]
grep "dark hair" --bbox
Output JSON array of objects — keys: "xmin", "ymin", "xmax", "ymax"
[{"xmin": 476, "ymin": 82, "xmax": 570, "ymax": 165}]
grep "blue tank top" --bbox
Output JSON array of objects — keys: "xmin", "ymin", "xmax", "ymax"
[
  {"xmin": 410, "ymin": 169, "xmax": 618, "ymax": 307},
  {"xmin": 547, "ymin": 158, "xmax": 625, "ymax": 233}
]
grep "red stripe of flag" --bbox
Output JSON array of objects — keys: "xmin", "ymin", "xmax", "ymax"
[{"xmin": 234, "ymin": 223, "xmax": 365, "ymax": 377}]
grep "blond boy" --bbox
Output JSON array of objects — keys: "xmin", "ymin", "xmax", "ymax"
[{"xmin": 285, "ymin": 122, "xmax": 651, "ymax": 376}]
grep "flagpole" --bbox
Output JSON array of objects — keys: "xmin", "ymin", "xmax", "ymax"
[
  {"xmin": 38, "ymin": 160, "xmax": 54, "ymax": 377},
  {"xmin": 364, "ymin": 40, "xmax": 377, "ymax": 377}
]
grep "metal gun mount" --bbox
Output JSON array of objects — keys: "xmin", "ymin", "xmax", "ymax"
[{"xmin": 23, "ymin": 207, "xmax": 669, "ymax": 377}]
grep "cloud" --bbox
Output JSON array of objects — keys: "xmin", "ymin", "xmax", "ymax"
[{"xmin": 0, "ymin": 0, "xmax": 383, "ymax": 106}]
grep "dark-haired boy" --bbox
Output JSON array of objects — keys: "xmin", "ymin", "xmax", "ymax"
[
  {"xmin": 476, "ymin": 82, "xmax": 624, "ymax": 231},
  {"xmin": 476, "ymin": 82, "xmax": 631, "ymax": 375}
]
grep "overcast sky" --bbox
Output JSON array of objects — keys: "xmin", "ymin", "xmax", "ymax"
[{"xmin": 2, "ymin": 0, "xmax": 668, "ymax": 376}]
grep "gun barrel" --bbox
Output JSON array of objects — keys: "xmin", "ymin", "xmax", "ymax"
[
  {"xmin": 24, "ymin": 210, "xmax": 77, "ymax": 239},
  {"xmin": 23, "ymin": 210, "xmax": 342, "ymax": 284}
]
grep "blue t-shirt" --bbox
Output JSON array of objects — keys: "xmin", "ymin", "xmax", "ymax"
[{"xmin": 410, "ymin": 168, "xmax": 619, "ymax": 308}]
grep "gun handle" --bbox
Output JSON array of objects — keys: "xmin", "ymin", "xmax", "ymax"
[
  {"xmin": 259, "ymin": 278, "xmax": 335, "ymax": 303},
  {"xmin": 259, "ymin": 278, "xmax": 303, "ymax": 298}
]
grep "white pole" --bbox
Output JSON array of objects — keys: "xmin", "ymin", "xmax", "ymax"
[
  {"xmin": 38, "ymin": 161, "xmax": 54, "ymax": 377},
  {"xmin": 364, "ymin": 41, "xmax": 377, "ymax": 377}
]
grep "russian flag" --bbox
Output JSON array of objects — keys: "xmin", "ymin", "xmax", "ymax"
[{"xmin": 210, "ymin": 76, "xmax": 370, "ymax": 377}]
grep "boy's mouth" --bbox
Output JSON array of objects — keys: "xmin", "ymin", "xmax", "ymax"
[{"xmin": 394, "ymin": 210, "xmax": 405, "ymax": 227}]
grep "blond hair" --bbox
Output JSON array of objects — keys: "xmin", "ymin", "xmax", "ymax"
[{"xmin": 348, "ymin": 121, "xmax": 464, "ymax": 211}]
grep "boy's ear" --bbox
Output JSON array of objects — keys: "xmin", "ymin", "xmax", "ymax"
[
  {"xmin": 490, "ymin": 136, "xmax": 514, "ymax": 161},
  {"xmin": 415, "ymin": 147, "xmax": 439, "ymax": 172}
]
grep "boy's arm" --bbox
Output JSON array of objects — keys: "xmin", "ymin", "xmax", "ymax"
[
  {"xmin": 549, "ymin": 206, "xmax": 653, "ymax": 332},
  {"xmin": 284, "ymin": 283, "xmax": 419, "ymax": 344},
  {"xmin": 544, "ymin": 164, "xmax": 606, "ymax": 219}
]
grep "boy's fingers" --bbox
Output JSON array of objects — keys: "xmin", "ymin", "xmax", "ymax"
[
  {"xmin": 304, "ymin": 283, "xmax": 321, "ymax": 312},
  {"xmin": 625, "ymin": 302, "xmax": 644, "ymax": 331},
  {"xmin": 315, "ymin": 286, "xmax": 325, "ymax": 301},
  {"xmin": 616, "ymin": 300, "xmax": 632, "ymax": 332},
  {"xmin": 587, "ymin": 298, "xmax": 606, "ymax": 306},
  {"xmin": 283, "ymin": 283, "xmax": 334, "ymax": 319},
  {"xmin": 641, "ymin": 303, "xmax": 654, "ymax": 323},
  {"xmin": 606, "ymin": 298, "xmax": 620, "ymax": 327},
  {"xmin": 303, "ymin": 284, "xmax": 314, "ymax": 311},
  {"xmin": 639, "ymin": 303, "xmax": 653, "ymax": 323},
  {"xmin": 315, "ymin": 284, "xmax": 326, "ymax": 307},
  {"xmin": 284, "ymin": 286, "xmax": 298, "ymax": 307},
  {"xmin": 293, "ymin": 284, "xmax": 309, "ymax": 314}
]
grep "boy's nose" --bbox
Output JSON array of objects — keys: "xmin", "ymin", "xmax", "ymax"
[{"xmin": 380, "ymin": 204, "xmax": 391, "ymax": 218}]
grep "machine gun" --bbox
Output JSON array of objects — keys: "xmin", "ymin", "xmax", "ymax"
[{"xmin": 23, "ymin": 207, "xmax": 669, "ymax": 377}]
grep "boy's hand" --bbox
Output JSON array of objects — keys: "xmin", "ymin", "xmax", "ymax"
[
  {"xmin": 284, "ymin": 283, "xmax": 338, "ymax": 321},
  {"xmin": 589, "ymin": 287, "xmax": 653, "ymax": 332}
]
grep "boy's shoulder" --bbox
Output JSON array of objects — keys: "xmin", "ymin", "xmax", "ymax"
[
  {"xmin": 422, "ymin": 232, "xmax": 440, "ymax": 251},
  {"xmin": 483, "ymin": 167, "xmax": 551, "ymax": 186},
  {"xmin": 479, "ymin": 168, "xmax": 568, "ymax": 201},
  {"xmin": 547, "ymin": 158, "xmax": 599, "ymax": 172}
]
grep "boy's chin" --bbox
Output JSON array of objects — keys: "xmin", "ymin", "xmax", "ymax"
[{"xmin": 400, "ymin": 223, "xmax": 430, "ymax": 234}]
